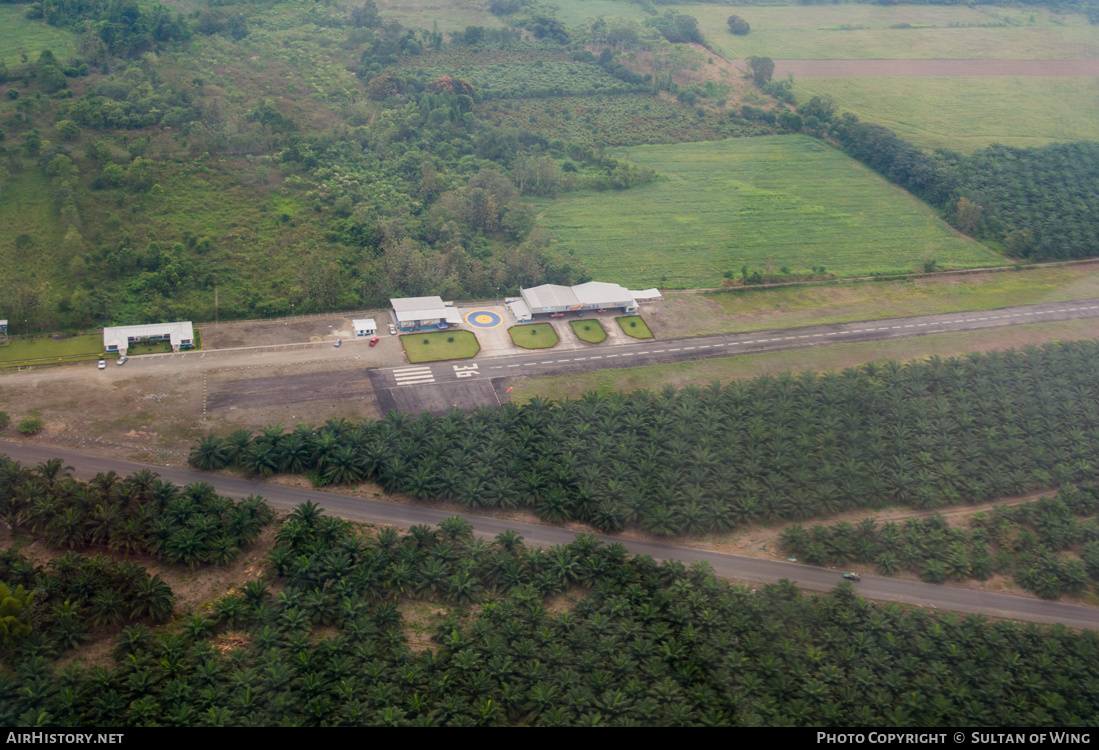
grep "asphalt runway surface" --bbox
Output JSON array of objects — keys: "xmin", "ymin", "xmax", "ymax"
[
  {"xmin": 367, "ymin": 297, "xmax": 1099, "ymax": 415},
  {"xmin": 2, "ymin": 439, "xmax": 1097, "ymax": 631}
]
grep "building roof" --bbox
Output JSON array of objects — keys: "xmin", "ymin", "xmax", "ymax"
[
  {"xmin": 521, "ymin": 285, "xmax": 578, "ymax": 309},
  {"xmin": 572, "ymin": 281, "xmax": 633, "ymax": 305},
  {"xmin": 103, "ymin": 322, "xmax": 194, "ymax": 350},
  {"xmin": 391, "ymin": 296, "xmax": 451, "ymax": 323},
  {"xmin": 352, "ymin": 318, "xmax": 377, "ymax": 330},
  {"xmin": 507, "ymin": 298, "xmax": 532, "ymax": 320},
  {"xmin": 631, "ymin": 288, "xmax": 662, "ymax": 302},
  {"xmin": 391, "ymin": 296, "xmax": 446, "ymax": 313}
]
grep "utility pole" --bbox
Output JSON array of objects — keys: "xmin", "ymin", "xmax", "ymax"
[{"xmin": 214, "ymin": 276, "xmax": 218, "ymax": 327}]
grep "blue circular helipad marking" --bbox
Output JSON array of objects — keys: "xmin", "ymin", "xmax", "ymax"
[{"xmin": 465, "ymin": 310, "xmax": 502, "ymax": 328}]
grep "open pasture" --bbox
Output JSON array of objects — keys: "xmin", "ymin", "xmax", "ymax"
[
  {"xmin": 533, "ymin": 136, "xmax": 1000, "ymax": 289},
  {"xmin": 682, "ymin": 4, "xmax": 1097, "ymax": 61},
  {"xmin": 0, "ymin": 6, "xmax": 79, "ymax": 66},
  {"xmin": 795, "ymin": 76, "xmax": 1099, "ymax": 153},
  {"xmin": 375, "ymin": 0, "xmax": 504, "ymax": 33}
]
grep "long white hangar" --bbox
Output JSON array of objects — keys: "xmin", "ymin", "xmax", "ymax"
[{"xmin": 519, "ymin": 281, "xmax": 661, "ymax": 316}]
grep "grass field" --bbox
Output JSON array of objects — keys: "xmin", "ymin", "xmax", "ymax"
[
  {"xmin": 617, "ymin": 316, "xmax": 653, "ymax": 339},
  {"xmin": 0, "ymin": 334, "xmax": 104, "ymax": 364},
  {"xmin": 375, "ymin": 0, "xmax": 504, "ymax": 33},
  {"xmin": 570, "ymin": 319, "xmax": 607, "ymax": 343},
  {"xmin": 0, "ymin": 7, "xmax": 79, "ymax": 66},
  {"xmin": 533, "ymin": 136, "xmax": 1000, "ymax": 288},
  {"xmin": 402, "ymin": 330, "xmax": 480, "ymax": 362},
  {"xmin": 648, "ymin": 264, "xmax": 1099, "ymax": 339},
  {"xmin": 509, "ymin": 318, "xmax": 1099, "ymax": 404},
  {"xmin": 681, "ymin": 5, "xmax": 1097, "ymax": 61},
  {"xmin": 509, "ymin": 323, "xmax": 559, "ymax": 349},
  {"xmin": 793, "ymin": 76, "xmax": 1099, "ymax": 153}
]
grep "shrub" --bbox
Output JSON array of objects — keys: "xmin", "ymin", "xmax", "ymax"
[
  {"xmin": 422, "ymin": 338, "xmax": 430, "ymax": 345},
  {"xmin": 447, "ymin": 336, "xmax": 455, "ymax": 343},
  {"xmin": 16, "ymin": 417, "xmax": 44, "ymax": 435},
  {"xmin": 0, "ymin": 411, "xmax": 9, "ymax": 429}
]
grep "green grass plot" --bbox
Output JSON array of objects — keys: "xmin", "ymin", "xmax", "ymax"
[
  {"xmin": 402, "ymin": 330, "xmax": 480, "ymax": 363},
  {"xmin": 570, "ymin": 319, "xmax": 607, "ymax": 343},
  {"xmin": 509, "ymin": 323, "xmax": 559, "ymax": 349},
  {"xmin": 0, "ymin": 334, "xmax": 104, "ymax": 364},
  {"xmin": 617, "ymin": 316, "xmax": 653, "ymax": 339},
  {"xmin": 534, "ymin": 136, "xmax": 1000, "ymax": 288},
  {"xmin": 793, "ymin": 77, "xmax": 1099, "ymax": 153}
]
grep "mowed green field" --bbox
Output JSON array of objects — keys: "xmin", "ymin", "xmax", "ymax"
[
  {"xmin": 0, "ymin": 6, "xmax": 79, "ymax": 66},
  {"xmin": 794, "ymin": 76, "xmax": 1099, "ymax": 153},
  {"xmin": 374, "ymin": 0, "xmax": 504, "ymax": 33},
  {"xmin": 533, "ymin": 136, "xmax": 1000, "ymax": 288},
  {"xmin": 679, "ymin": 4, "xmax": 1096, "ymax": 61}
]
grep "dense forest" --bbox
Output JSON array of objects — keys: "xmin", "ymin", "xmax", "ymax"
[
  {"xmin": 3, "ymin": 501, "xmax": 1099, "ymax": 726},
  {"xmin": 194, "ymin": 340, "xmax": 1099, "ymax": 549},
  {"xmin": 780, "ymin": 484, "xmax": 1099, "ymax": 599}
]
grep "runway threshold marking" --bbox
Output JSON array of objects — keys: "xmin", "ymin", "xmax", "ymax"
[{"xmin": 392, "ymin": 366, "xmax": 435, "ymax": 385}]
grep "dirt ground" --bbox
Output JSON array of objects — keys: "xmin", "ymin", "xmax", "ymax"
[{"xmin": 199, "ymin": 313, "xmax": 367, "ymax": 349}]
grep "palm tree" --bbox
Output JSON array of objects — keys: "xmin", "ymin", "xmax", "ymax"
[
  {"xmin": 189, "ymin": 436, "xmax": 230, "ymax": 471},
  {"xmin": 35, "ymin": 458, "xmax": 73, "ymax": 488}
]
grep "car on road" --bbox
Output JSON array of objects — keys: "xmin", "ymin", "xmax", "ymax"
[
  {"xmin": 334, "ymin": 338, "xmax": 341, "ymax": 348},
  {"xmin": 369, "ymin": 336, "xmax": 380, "ymax": 347},
  {"xmin": 116, "ymin": 356, "xmax": 128, "ymax": 366},
  {"xmin": 843, "ymin": 572, "xmax": 861, "ymax": 582},
  {"xmin": 388, "ymin": 323, "xmax": 397, "ymax": 335},
  {"xmin": 97, "ymin": 358, "xmax": 106, "ymax": 370}
]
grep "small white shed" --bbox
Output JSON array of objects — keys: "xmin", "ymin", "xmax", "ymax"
[{"xmin": 353, "ymin": 319, "xmax": 377, "ymax": 337}]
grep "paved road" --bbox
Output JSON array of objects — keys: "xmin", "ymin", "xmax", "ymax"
[
  {"xmin": 3, "ymin": 439, "xmax": 1098, "ymax": 631},
  {"xmin": 368, "ymin": 297, "xmax": 1099, "ymax": 415}
]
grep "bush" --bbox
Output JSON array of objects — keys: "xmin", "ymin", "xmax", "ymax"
[
  {"xmin": 16, "ymin": 417, "xmax": 44, "ymax": 435},
  {"xmin": 727, "ymin": 15, "xmax": 750, "ymax": 35},
  {"xmin": 0, "ymin": 411, "xmax": 9, "ymax": 429}
]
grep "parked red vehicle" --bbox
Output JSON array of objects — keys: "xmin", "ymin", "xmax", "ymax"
[{"xmin": 369, "ymin": 336, "xmax": 380, "ymax": 347}]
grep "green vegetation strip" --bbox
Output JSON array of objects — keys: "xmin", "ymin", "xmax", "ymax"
[
  {"xmin": 535, "ymin": 136, "xmax": 999, "ymax": 288},
  {"xmin": 570, "ymin": 319, "xmax": 606, "ymax": 343},
  {"xmin": 509, "ymin": 323, "xmax": 559, "ymax": 349},
  {"xmin": 617, "ymin": 316, "xmax": 653, "ymax": 339},
  {"xmin": 0, "ymin": 334, "xmax": 104, "ymax": 364},
  {"xmin": 651, "ymin": 264, "xmax": 1099, "ymax": 339},
  {"xmin": 402, "ymin": 330, "xmax": 480, "ymax": 363}
]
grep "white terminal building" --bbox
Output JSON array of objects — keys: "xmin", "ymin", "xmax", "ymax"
[{"xmin": 103, "ymin": 321, "xmax": 195, "ymax": 356}]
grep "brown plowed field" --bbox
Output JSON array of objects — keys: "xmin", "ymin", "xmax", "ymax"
[{"xmin": 774, "ymin": 58, "xmax": 1099, "ymax": 78}]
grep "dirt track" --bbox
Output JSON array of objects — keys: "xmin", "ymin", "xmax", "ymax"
[{"xmin": 774, "ymin": 58, "xmax": 1099, "ymax": 78}]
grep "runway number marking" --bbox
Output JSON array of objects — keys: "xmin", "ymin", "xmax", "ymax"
[{"xmin": 453, "ymin": 364, "xmax": 479, "ymax": 379}]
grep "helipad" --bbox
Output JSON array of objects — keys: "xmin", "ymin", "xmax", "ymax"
[{"xmin": 465, "ymin": 310, "xmax": 503, "ymax": 329}]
